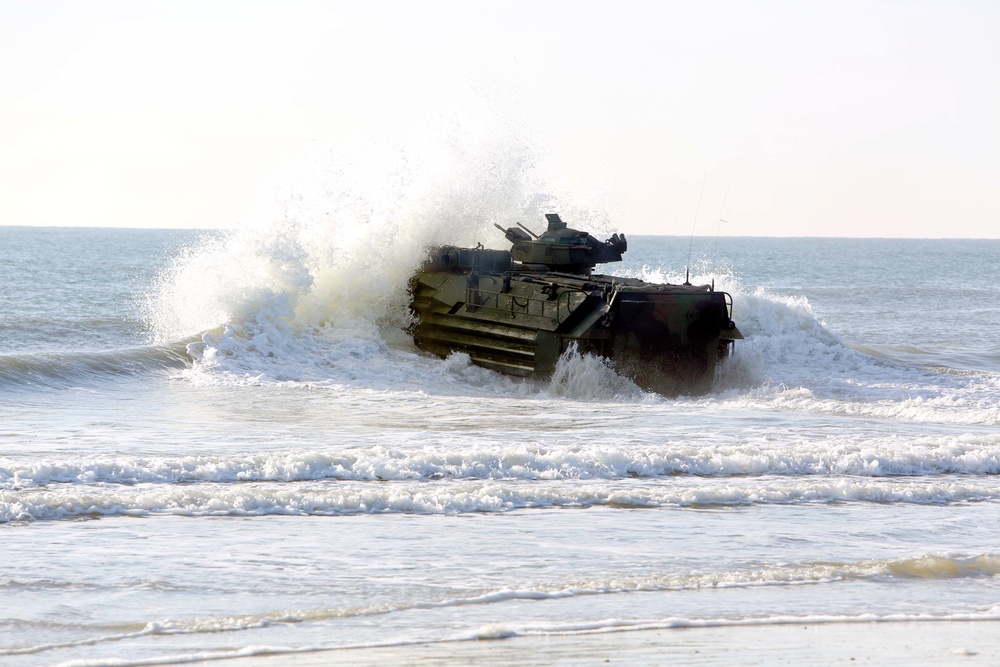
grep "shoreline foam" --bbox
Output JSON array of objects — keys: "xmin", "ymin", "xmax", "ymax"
[{"xmin": 184, "ymin": 620, "xmax": 1000, "ymax": 667}]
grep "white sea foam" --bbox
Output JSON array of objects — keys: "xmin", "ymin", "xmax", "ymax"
[
  {"xmin": 465, "ymin": 605, "xmax": 1000, "ymax": 641},
  {"xmin": 4, "ymin": 431, "xmax": 1000, "ymax": 491},
  {"xmin": 0, "ymin": 434, "xmax": 1000, "ymax": 490},
  {"xmin": 34, "ymin": 604, "xmax": 1000, "ymax": 667},
  {"xmin": 547, "ymin": 344, "xmax": 647, "ymax": 401},
  {"xmin": 713, "ymin": 285, "xmax": 999, "ymax": 424},
  {"xmin": 5, "ymin": 475, "xmax": 1000, "ymax": 522}
]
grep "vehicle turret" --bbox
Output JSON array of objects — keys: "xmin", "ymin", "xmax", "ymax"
[{"xmin": 494, "ymin": 214, "xmax": 627, "ymax": 275}]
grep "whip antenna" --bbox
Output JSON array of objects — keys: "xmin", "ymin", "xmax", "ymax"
[
  {"xmin": 713, "ymin": 179, "xmax": 732, "ymax": 262},
  {"xmin": 685, "ymin": 174, "xmax": 706, "ymax": 285}
]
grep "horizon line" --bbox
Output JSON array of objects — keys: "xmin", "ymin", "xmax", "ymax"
[{"xmin": 1, "ymin": 223, "xmax": 998, "ymax": 242}]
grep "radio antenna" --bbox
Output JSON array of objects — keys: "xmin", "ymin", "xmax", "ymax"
[
  {"xmin": 685, "ymin": 174, "xmax": 706, "ymax": 285},
  {"xmin": 713, "ymin": 179, "xmax": 732, "ymax": 261}
]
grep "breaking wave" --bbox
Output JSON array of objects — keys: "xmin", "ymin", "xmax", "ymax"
[
  {"xmin": 0, "ymin": 344, "xmax": 191, "ymax": 389},
  {"xmin": 5, "ymin": 429, "xmax": 1000, "ymax": 523},
  {"xmin": 5, "ymin": 433, "xmax": 1000, "ymax": 490}
]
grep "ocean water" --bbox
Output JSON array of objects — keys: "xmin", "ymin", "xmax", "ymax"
[{"xmin": 2, "ymin": 222, "xmax": 999, "ymax": 666}]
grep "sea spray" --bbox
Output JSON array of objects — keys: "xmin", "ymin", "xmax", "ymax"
[
  {"xmin": 140, "ymin": 117, "xmax": 645, "ymax": 393},
  {"xmin": 547, "ymin": 344, "xmax": 646, "ymax": 401},
  {"xmin": 147, "ymin": 131, "xmax": 540, "ymax": 381}
]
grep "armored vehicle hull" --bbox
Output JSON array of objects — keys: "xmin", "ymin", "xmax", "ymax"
[{"xmin": 408, "ymin": 215, "xmax": 741, "ymax": 395}]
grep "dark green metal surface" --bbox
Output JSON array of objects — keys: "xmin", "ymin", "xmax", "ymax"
[{"xmin": 408, "ymin": 214, "xmax": 742, "ymax": 395}]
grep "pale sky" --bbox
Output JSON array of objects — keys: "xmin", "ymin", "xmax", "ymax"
[{"xmin": 1, "ymin": 0, "xmax": 997, "ymax": 237}]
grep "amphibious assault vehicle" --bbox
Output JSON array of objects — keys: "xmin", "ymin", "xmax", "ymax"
[{"xmin": 408, "ymin": 214, "xmax": 742, "ymax": 395}]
